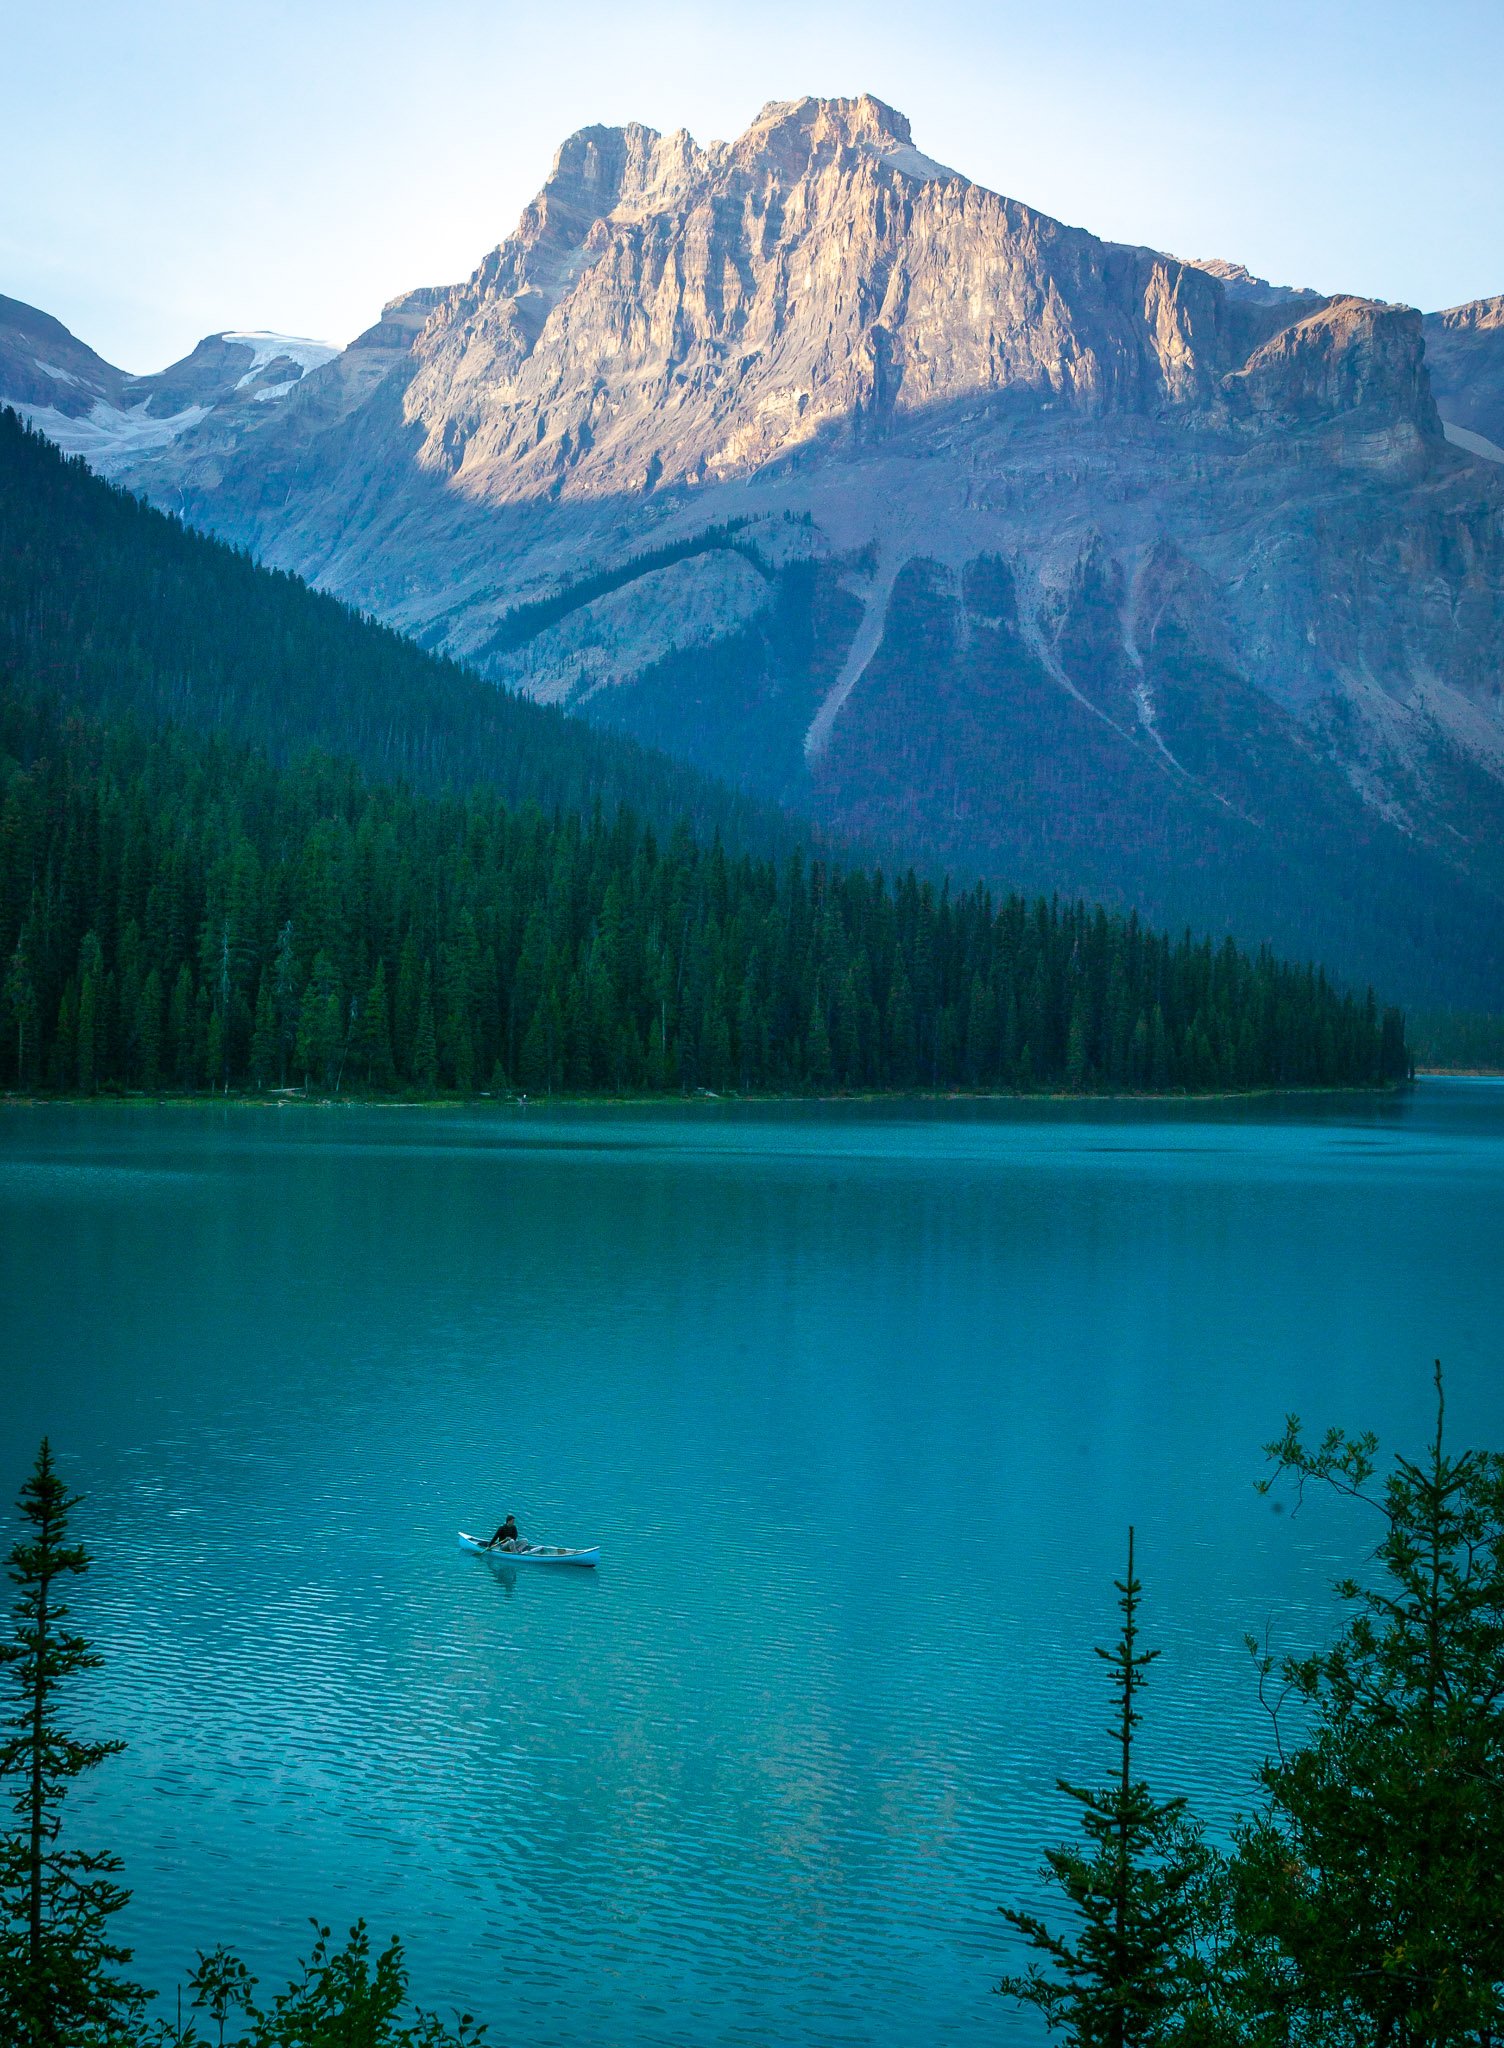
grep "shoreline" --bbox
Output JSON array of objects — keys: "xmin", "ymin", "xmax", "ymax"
[{"xmin": 0, "ymin": 1081, "xmax": 1422, "ymax": 1111}]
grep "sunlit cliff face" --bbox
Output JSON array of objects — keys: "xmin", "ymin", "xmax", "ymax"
[{"xmin": 16, "ymin": 93, "xmax": 1499, "ymax": 1004}]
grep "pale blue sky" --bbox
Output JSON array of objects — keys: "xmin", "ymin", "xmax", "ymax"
[{"xmin": 5, "ymin": 0, "xmax": 1502, "ymax": 372}]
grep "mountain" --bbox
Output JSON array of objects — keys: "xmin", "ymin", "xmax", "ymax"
[
  {"xmin": 0, "ymin": 407, "xmax": 798, "ymax": 859},
  {"xmin": 1424, "ymin": 296, "xmax": 1504, "ymax": 460},
  {"xmin": 1, "ymin": 408, "xmax": 1405, "ymax": 1104},
  {"xmin": 7, "ymin": 96, "xmax": 1504, "ymax": 1006},
  {"xmin": 0, "ymin": 293, "xmax": 336, "ymax": 475}
]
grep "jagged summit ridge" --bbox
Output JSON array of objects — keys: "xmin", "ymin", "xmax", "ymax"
[
  {"xmin": 388, "ymin": 90, "xmax": 1382, "ymax": 506},
  {"xmin": 5, "ymin": 95, "xmax": 1503, "ymax": 1005}
]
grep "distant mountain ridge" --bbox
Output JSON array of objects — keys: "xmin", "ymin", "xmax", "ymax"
[
  {"xmin": 5, "ymin": 95, "xmax": 1504, "ymax": 1006},
  {"xmin": 0, "ymin": 293, "xmax": 335, "ymax": 472}
]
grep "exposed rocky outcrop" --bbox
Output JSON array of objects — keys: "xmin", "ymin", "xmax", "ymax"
[
  {"xmin": 1424, "ymin": 296, "xmax": 1504, "ymax": 459},
  {"xmin": 1226, "ymin": 296, "xmax": 1439, "ymax": 437},
  {"xmin": 7, "ymin": 95, "xmax": 1504, "ymax": 1004},
  {"xmin": 0, "ymin": 293, "xmax": 125, "ymax": 416},
  {"xmin": 0, "ymin": 296, "xmax": 335, "ymax": 475}
]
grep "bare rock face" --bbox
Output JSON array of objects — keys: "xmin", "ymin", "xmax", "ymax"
[
  {"xmin": 395, "ymin": 94, "xmax": 1243, "ymax": 502},
  {"xmin": 0, "ymin": 297, "xmax": 336, "ymax": 476},
  {"xmin": 0, "ymin": 293, "xmax": 125, "ymax": 416},
  {"xmin": 1424, "ymin": 297, "xmax": 1504, "ymax": 458},
  {"xmin": 11, "ymin": 95, "xmax": 1504, "ymax": 1003},
  {"xmin": 1227, "ymin": 296, "xmax": 1440, "ymax": 436}
]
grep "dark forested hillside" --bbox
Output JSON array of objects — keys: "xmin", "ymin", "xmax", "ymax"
[
  {"xmin": 0, "ymin": 408, "xmax": 795, "ymax": 859},
  {"xmin": 0, "ymin": 688, "xmax": 1407, "ymax": 1097},
  {"xmin": 0, "ymin": 403, "xmax": 1411, "ymax": 1097}
]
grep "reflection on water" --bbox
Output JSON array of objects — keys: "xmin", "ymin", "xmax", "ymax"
[{"xmin": 1, "ymin": 1085, "xmax": 1502, "ymax": 2046}]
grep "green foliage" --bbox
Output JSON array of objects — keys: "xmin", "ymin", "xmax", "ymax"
[
  {"xmin": 1407, "ymin": 1009, "xmax": 1504, "ymax": 1072},
  {"xmin": 478, "ymin": 517, "xmax": 761, "ymax": 658},
  {"xmin": 166, "ymin": 1922, "xmax": 484, "ymax": 2048},
  {"xmin": 0, "ymin": 686, "xmax": 1407, "ymax": 1099},
  {"xmin": 0, "ymin": 1442, "xmax": 144, "ymax": 2046},
  {"xmin": 1222, "ymin": 1367, "xmax": 1504, "ymax": 2044},
  {"xmin": 999, "ymin": 1531, "xmax": 1213, "ymax": 2045},
  {"xmin": 184, "ymin": 1947, "xmax": 255, "ymax": 2048}
]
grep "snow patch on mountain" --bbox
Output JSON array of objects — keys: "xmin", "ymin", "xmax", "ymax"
[
  {"xmin": 1443, "ymin": 419, "xmax": 1504, "ymax": 464},
  {"xmin": 877, "ymin": 143, "xmax": 963, "ymax": 184},
  {"xmin": 224, "ymin": 332, "xmax": 339, "ymax": 387},
  {"xmin": 12, "ymin": 398, "xmax": 212, "ymax": 476}
]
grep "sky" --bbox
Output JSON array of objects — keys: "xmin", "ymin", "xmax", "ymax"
[{"xmin": 5, "ymin": 0, "xmax": 1503, "ymax": 373}]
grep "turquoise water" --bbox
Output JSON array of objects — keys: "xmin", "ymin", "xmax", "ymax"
[{"xmin": 2, "ymin": 1086, "xmax": 1503, "ymax": 2044}]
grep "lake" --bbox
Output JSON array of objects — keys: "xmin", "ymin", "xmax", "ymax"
[{"xmin": 3, "ymin": 1085, "xmax": 1503, "ymax": 2044}]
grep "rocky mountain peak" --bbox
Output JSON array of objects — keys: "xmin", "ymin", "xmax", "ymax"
[
  {"xmin": 1228, "ymin": 294, "xmax": 1440, "ymax": 442},
  {"xmin": 733, "ymin": 92, "xmax": 916, "ymax": 169},
  {"xmin": 1430, "ymin": 294, "xmax": 1504, "ymax": 336},
  {"xmin": 383, "ymin": 95, "xmax": 1278, "ymax": 503},
  {"xmin": 15, "ymin": 96, "xmax": 1502, "ymax": 1007}
]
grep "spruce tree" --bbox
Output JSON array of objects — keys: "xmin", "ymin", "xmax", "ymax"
[
  {"xmin": 1226, "ymin": 1365, "xmax": 1504, "ymax": 2045},
  {"xmin": 414, "ymin": 976, "xmax": 440, "ymax": 1095},
  {"xmin": 249, "ymin": 979, "xmax": 277, "ymax": 1091},
  {"xmin": 998, "ymin": 1529, "xmax": 1208, "ymax": 2045},
  {"xmin": 0, "ymin": 1441, "xmax": 143, "ymax": 2044},
  {"xmin": 3, "ymin": 930, "xmax": 40, "ymax": 1089}
]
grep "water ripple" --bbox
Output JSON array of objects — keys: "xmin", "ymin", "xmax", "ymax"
[{"xmin": 2, "ymin": 1089, "xmax": 1502, "ymax": 2044}]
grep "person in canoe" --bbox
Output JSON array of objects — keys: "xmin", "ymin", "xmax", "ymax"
[{"xmin": 487, "ymin": 1515, "xmax": 522, "ymax": 1551}]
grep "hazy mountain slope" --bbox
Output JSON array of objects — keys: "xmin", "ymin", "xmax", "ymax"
[
  {"xmin": 1424, "ymin": 297, "xmax": 1504, "ymax": 459},
  {"xmin": 0, "ymin": 409, "xmax": 803, "ymax": 859},
  {"xmin": 0, "ymin": 294, "xmax": 337, "ymax": 476},
  {"xmin": 10, "ymin": 96, "xmax": 1504, "ymax": 1004}
]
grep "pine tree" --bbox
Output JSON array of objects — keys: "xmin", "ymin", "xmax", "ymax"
[
  {"xmin": 250, "ymin": 977, "xmax": 277, "ymax": 1091},
  {"xmin": 135, "ymin": 968, "xmax": 163, "ymax": 1094},
  {"xmin": 413, "ymin": 972, "xmax": 439, "ymax": 1095},
  {"xmin": 999, "ymin": 1529, "xmax": 1209, "ymax": 2045},
  {"xmin": 272, "ymin": 922, "xmax": 299, "ymax": 1090},
  {"xmin": 805, "ymin": 985, "xmax": 833, "ymax": 1090},
  {"xmin": 1066, "ymin": 988, "xmax": 1092, "ymax": 1092},
  {"xmin": 294, "ymin": 953, "xmax": 340, "ymax": 1092},
  {"xmin": 168, "ymin": 963, "xmax": 195, "ymax": 1090},
  {"xmin": 1226, "ymin": 1365, "xmax": 1504, "ymax": 2045},
  {"xmin": 3, "ymin": 931, "xmax": 40, "ymax": 1090},
  {"xmin": 75, "ymin": 936, "xmax": 103, "ymax": 1097},
  {"xmin": 363, "ymin": 960, "xmax": 395, "ymax": 1092},
  {"xmin": 0, "ymin": 1442, "xmax": 144, "ymax": 2044}
]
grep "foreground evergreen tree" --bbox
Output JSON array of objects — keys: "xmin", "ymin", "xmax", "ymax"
[
  {"xmin": 1227, "ymin": 1365, "xmax": 1504, "ymax": 2046},
  {"xmin": 999, "ymin": 1529, "xmax": 1210, "ymax": 2044},
  {"xmin": 0, "ymin": 1441, "xmax": 143, "ymax": 2045}
]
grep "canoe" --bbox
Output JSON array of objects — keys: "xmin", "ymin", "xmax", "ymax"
[{"xmin": 459, "ymin": 1531, "xmax": 599, "ymax": 1567}]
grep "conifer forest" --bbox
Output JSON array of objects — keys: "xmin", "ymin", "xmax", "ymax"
[
  {"xmin": 0, "ymin": 412, "xmax": 1409, "ymax": 1101},
  {"xmin": 0, "ymin": 686, "xmax": 1408, "ymax": 1098}
]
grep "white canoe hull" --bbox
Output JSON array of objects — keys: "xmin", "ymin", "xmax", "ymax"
[{"xmin": 459, "ymin": 1532, "xmax": 598, "ymax": 1567}]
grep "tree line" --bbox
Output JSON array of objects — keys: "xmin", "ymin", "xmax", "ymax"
[
  {"xmin": 5, "ymin": 1372, "xmax": 1502, "ymax": 2042},
  {"xmin": 1407, "ymin": 1008, "xmax": 1504, "ymax": 1074},
  {"xmin": 0, "ymin": 686, "xmax": 1409, "ymax": 1098},
  {"xmin": 0, "ymin": 407, "xmax": 794, "ymax": 864}
]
